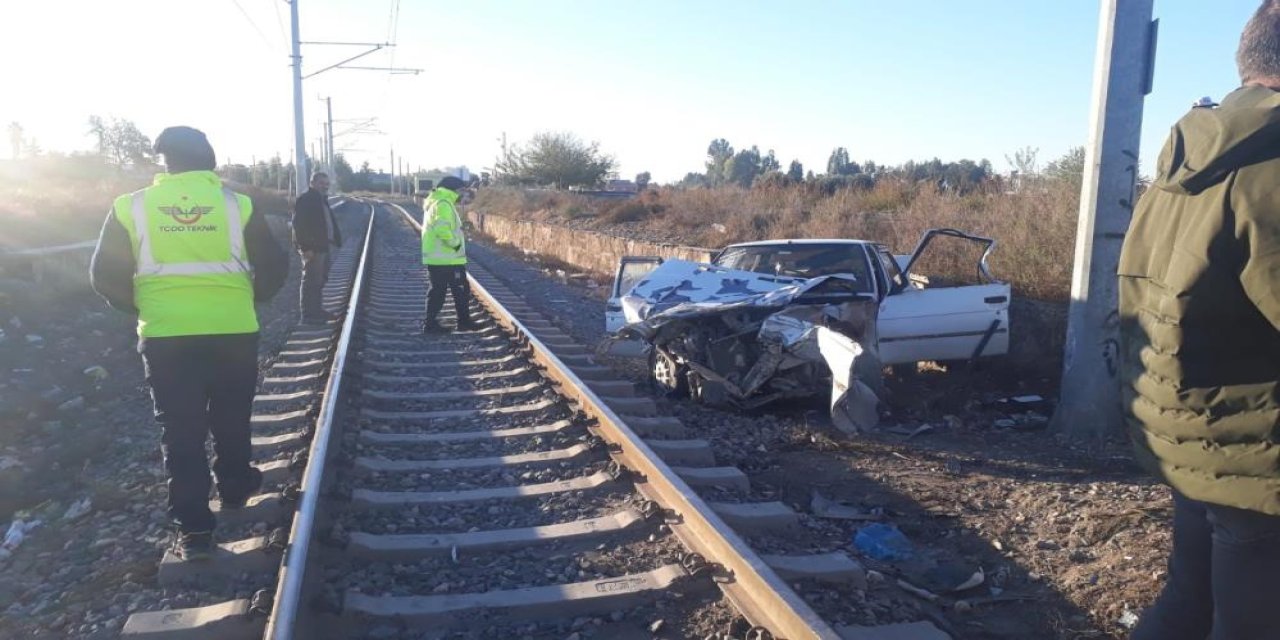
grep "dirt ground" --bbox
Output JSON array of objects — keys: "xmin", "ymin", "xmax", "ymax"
[
  {"xmin": 757, "ymin": 368, "xmax": 1171, "ymax": 639},
  {"xmin": 0, "ymin": 215, "xmax": 304, "ymax": 638},
  {"xmin": 468, "ymin": 236, "xmax": 1171, "ymax": 640}
]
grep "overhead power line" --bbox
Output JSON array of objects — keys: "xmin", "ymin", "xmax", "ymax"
[{"xmin": 229, "ymin": 0, "xmax": 278, "ymax": 52}]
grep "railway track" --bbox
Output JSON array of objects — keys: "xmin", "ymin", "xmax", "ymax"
[{"xmin": 121, "ymin": 201, "xmax": 872, "ymax": 640}]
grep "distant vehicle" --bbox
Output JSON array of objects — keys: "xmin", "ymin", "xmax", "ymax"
[
  {"xmin": 606, "ymin": 229, "xmax": 1011, "ymax": 396},
  {"xmin": 604, "ymin": 179, "xmax": 638, "ymax": 194}
]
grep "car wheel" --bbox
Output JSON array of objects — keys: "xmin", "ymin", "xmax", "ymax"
[{"xmin": 649, "ymin": 349, "xmax": 688, "ymax": 398}]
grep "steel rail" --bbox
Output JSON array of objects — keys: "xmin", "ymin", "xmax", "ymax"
[
  {"xmin": 388, "ymin": 201, "xmax": 840, "ymax": 639},
  {"xmin": 265, "ymin": 201, "xmax": 376, "ymax": 639}
]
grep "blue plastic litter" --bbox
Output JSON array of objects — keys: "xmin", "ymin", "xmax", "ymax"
[{"xmin": 854, "ymin": 523, "xmax": 914, "ymax": 561}]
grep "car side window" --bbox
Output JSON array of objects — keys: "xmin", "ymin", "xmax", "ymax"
[{"xmin": 876, "ymin": 246, "xmax": 907, "ymax": 294}]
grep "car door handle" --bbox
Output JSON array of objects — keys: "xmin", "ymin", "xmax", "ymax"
[{"xmin": 984, "ymin": 296, "xmax": 1008, "ymax": 304}]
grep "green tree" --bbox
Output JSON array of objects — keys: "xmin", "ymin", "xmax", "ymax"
[
  {"xmin": 787, "ymin": 159, "xmax": 804, "ymax": 182},
  {"xmin": 333, "ymin": 154, "xmax": 355, "ymax": 190},
  {"xmin": 1044, "ymin": 146, "xmax": 1085, "ymax": 186},
  {"xmin": 761, "ymin": 149, "xmax": 780, "ymax": 173},
  {"xmin": 679, "ymin": 172, "xmax": 708, "ymax": 188},
  {"xmin": 705, "ymin": 138, "xmax": 735, "ymax": 185},
  {"xmin": 495, "ymin": 131, "xmax": 615, "ymax": 188},
  {"xmin": 725, "ymin": 146, "xmax": 762, "ymax": 187},
  {"xmin": 826, "ymin": 147, "xmax": 860, "ymax": 176},
  {"xmin": 635, "ymin": 171, "xmax": 651, "ymax": 190}
]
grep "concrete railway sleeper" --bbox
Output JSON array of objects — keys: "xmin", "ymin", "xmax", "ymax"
[{"xmin": 118, "ymin": 200, "xmax": 906, "ymax": 640}]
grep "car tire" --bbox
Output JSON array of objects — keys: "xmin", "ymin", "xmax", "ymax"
[{"xmin": 649, "ymin": 349, "xmax": 689, "ymax": 398}]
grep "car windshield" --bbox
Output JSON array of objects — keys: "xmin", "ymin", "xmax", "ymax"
[{"xmin": 714, "ymin": 243, "xmax": 873, "ymax": 293}]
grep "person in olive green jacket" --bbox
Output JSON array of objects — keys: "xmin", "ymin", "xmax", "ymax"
[{"xmin": 1121, "ymin": 3, "xmax": 1280, "ymax": 638}]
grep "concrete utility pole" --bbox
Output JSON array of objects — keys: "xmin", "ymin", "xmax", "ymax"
[
  {"xmin": 1053, "ymin": 0, "xmax": 1158, "ymax": 438},
  {"xmin": 289, "ymin": 0, "xmax": 307, "ymax": 196},
  {"xmin": 326, "ymin": 97, "xmax": 335, "ymax": 174},
  {"xmin": 390, "ymin": 147, "xmax": 396, "ymax": 195}
]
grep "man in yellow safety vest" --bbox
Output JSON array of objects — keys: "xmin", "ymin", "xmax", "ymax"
[
  {"xmin": 90, "ymin": 126, "xmax": 288, "ymax": 561},
  {"xmin": 420, "ymin": 175, "xmax": 478, "ymax": 333}
]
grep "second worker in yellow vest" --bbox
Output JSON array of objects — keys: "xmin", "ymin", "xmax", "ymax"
[
  {"xmin": 91, "ymin": 126, "xmax": 289, "ymax": 561},
  {"xmin": 419, "ymin": 176, "xmax": 478, "ymax": 333}
]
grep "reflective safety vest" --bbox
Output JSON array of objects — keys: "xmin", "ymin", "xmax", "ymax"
[
  {"xmin": 113, "ymin": 170, "xmax": 258, "ymax": 338},
  {"xmin": 421, "ymin": 187, "xmax": 466, "ymax": 266}
]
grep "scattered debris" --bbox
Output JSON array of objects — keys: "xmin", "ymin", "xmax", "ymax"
[
  {"xmin": 895, "ymin": 578, "xmax": 940, "ymax": 603},
  {"xmin": 1118, "ymin": 609, "xmax": 1140, "ymax": 629},
  {"xmin": 914, "ymin": 563, "xmax": 986, "ymax": 594},
  {"xmin": 854, "ymin": 523, "xmax": 914, "ymax": 561},
  {"xmin": 888, "ymin": 424, "xmax": 934, "ymax": 439},
  {"xmin": 82, "ymin": 365, "xmax": 109, "ymax": 382},
  {"xmin": 811, "ymin": 491, "xmax": 883, "ymax": 521},
  {"xmin": 0, "ymin": 518, "xmax": 42, "ymax": 561},
  {"xmin": 0, "ymin": 456, "xmax": 21, "ymax": 472},
  {"xmin": 648, "ymin": 619, "xmax": 666, "ymax": 633},
  {"xmin": 56, "ymin": 396, "xmax": 84, "ymax": 413},
  {"xmin": 24, "ymin": 334, "xmax": 43, "ymax": 345},
  {"xmin": 62, "ymin": 497, "xmax": 92, "ymax": 522}
]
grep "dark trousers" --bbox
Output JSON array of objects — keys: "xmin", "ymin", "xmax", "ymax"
[
  {"xmin": 425, "ymin": 264, "xmax": 472, "ymax": 324},
  {"xmin": 1133, "ymin": 491, "xmax": 1280, "ymax": 640},
  {"xmin": 140, "ymin": 333, "xmax": 260, "ymax": 533},
  {"xmin": 299, "ymin": 249, "xmax": 331, "ymax": 318}
]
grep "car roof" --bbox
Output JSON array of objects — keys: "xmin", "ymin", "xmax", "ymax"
[{"xmin": 723, "ymin": 238, "xmax": 874, "ymax": 249}]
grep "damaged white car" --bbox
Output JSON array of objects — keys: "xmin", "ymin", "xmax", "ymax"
[{"xmin": 603, "ymin": 229, "xmax": 1010, "ymax": 432}]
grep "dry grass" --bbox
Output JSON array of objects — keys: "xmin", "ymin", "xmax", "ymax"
[
  {"xmin": 474, "ymin": 180, "xmax": 1078, "ymax": 301},
  {"xmin": 0, "ymin": 156, "xmax": 293, "ymax": 250}
]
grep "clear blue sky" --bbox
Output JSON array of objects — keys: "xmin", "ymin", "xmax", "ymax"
[{"xmin": 0, "ymin": 1, "xmax": 1264, "ymax": 182}]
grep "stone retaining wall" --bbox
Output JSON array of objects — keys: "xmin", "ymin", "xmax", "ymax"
[{"xmin": 467, "ymin": 211, "xmax": 716, "ymax": 278}]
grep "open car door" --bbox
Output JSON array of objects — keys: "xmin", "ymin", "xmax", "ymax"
[
  {"xmin": 606, "ymin": 256, "xmax": 663, "ymax": 334},
  {"xmin": 875, "ymin": 229, "xmax": 1010, "ymax": 365}
]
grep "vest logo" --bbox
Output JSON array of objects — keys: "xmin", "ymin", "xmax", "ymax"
[{"xmin": 158, "ymin": 204, "xmax": 214, "ymax": 225}]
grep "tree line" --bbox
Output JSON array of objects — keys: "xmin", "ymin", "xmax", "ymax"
[{"xmin": 679, "ymin": 138, "xmax": 1008, "ymax": 194}]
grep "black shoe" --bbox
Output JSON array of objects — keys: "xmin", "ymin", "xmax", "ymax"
[
  {"xmin": 172, "ymin": 530, "xmax": 214, "ymax": 561},
  {"xmin": 421, "ymin": 320, "xmax": 450, "ymax": 334},
  {"xmin": 220, "ymin": 466, "xmax": 264, "ymax": 510}
]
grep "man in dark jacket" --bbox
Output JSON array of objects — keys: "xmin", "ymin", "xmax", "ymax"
[
  {"xmin": 1120, "ymin": 3, "xmax": 1280, "ymax": 638},
  {"xmin": 91, "ymin": 126, "xmax": 289, "ymax": 560},
  {"xmin": 292, "ymin": 171, "xmax": 342, "ymax": 324}
]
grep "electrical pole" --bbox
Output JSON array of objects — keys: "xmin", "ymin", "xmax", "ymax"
[
  {"xmin": 326, "ymin": 97, "xmax": 335, "ymax": 175},
  {"xmin": 289, "ymin": 0, "xmax": 307, "ymax": 196},
  {"xmin": 390, "ymin": 147, "xmax": 396, "ymax": 195},
  {"xmin": 1053, "ymin": 0, "xmax": 1157, "ymax": 438}
]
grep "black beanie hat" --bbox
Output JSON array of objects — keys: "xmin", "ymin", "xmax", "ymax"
[{"xmin": 438, "ymin": 176, "xmax": 466, "ymax": 192}]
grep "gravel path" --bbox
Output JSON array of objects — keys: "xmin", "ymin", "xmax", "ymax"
[{"xmin": 0, "ymin": 207, "xmax": 365, "ymax": 639}]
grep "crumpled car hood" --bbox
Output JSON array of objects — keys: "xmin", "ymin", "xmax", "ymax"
[
  {"xmin": 614, "ymin": 259, "xmax": 881, "ymax": 434},
  {"xmin": 620, "ymin": 259, "xmax": 868, "ymax": 336}
]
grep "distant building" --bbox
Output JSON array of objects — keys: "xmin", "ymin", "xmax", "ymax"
[{"xmin": 605, "ymin": 179, "xmax": 637, "ymax": 194}]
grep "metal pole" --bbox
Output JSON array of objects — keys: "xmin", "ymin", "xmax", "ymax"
[
  {"xmin": 1053, "ymin": 0, "xmax": 1157, "ymax": 438},
  {"xmin": 390, "ymin": 147, "xmax": 396, "ymax": 195},
  {"xmin": 326, "ymin": 97, "xmax": 335, "ymax": 175},
  {"xmin": 290, "ymin": 0, "xmax": 307, "ymax": 196}
]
